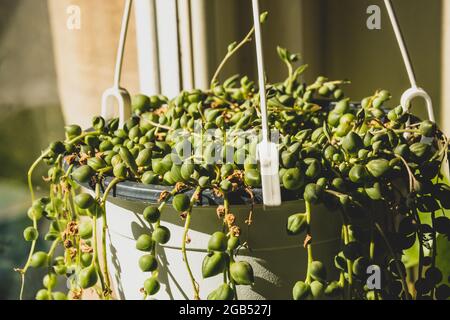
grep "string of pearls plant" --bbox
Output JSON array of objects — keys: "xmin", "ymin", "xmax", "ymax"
[{"xmin": 16, "ymin": 13, "xmax": 450, "ymax": 300}]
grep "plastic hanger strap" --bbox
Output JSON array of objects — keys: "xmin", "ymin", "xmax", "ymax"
[
  {"xmin": 101, "ymin": 0, "xmax": 133, "ymax": 128},
  {"xmin": 114, "ymin": 0, "xmax": 133, "ymax": 89},
  {"xmin": 252, "ymin": 0, "xmax": 281, "ymax": 207},
  {"xmin": 384, "ymin": 0, "xmax": 435, "ymax": 122}
]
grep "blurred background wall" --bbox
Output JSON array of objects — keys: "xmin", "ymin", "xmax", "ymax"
[
  {"xmin": 45, "ymin": 0, "xmax": 445, "ymax": 127},
  {"xmin": 0, "ymin": 0, "xmax": 64, "ymax": 300},
  {"xmin": 205, "ymin": 0, "xmax": 443, "ymax": 122},
  {"xmin": 0, "ymin": 0, "xmax": 447, "ymax": 299}
]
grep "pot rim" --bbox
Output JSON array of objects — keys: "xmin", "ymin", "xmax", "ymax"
[{"xmin": 79, "ymin": 176, "xmax": 299, "ymax": 206}]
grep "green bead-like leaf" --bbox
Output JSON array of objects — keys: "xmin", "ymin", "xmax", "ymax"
[
  {"xmin": 287, "ymin": 213, "xmax": 308, "ymax": 236},
  {"xmin": 173, "ymin": 194, "xmax": 191, "ymax": 213},
  {"xmin": 202, "ymin": 252, "xmax": 227, "ymax": 279},
  {"xmin": 207, "ymin": 284, "xmax": 235, "ymax": 300},
  {"xmin": 366, "ymin": 159, "xmax": 390, "ymax": 178},
  {"xmin": 208, "ymin": 232, "xmax": 228, "ymax": 252},
  {"xmin": 230, "ymin": 261, "xmax": 254, "ymax": 285},
  {"xmin": 144, "ymin": 277, "xmax": 160, "ymax": 296},
  {"xmin": 310, "ymin": 261, "xmax": 327, "ymax": 282},
  {"xmin": 293, "ymin": 281, "xmax": 310, "ymax": 300},
  {"xmin": 283, "ymin": 168, "xmax": 304, "ymax": 191},
  {"xmin": 78, "ymin": 265, "xmax": 98, "ymax": 289},
  {"xmin": 342, "ymin": 132, "xmax": 363, "ymax": 155},
  {"xmin": 304, "ymin": 183, "xmax": 323, "ymax": 204}
]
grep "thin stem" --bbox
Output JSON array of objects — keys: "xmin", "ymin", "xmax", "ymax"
[
  {"xmin": 181, "ymin": 186, "xmax": 202, "ymax": 300},
  {"xmin": 100, "ymin": 177, "xmax": 122, "ymax": 298},
  {"xmin": 74, "ymin": 231, "xmax": 81, "ymax": 284},
  {"xmin": 101, "ymin": 178, "xmax": 121, "ymax": 206},
  {"xmin": 210, "ymin": 27, "xmax": 255, "ymax": 89},
  {"xmin": 63, "ymin": 186, "xmax": 73, "ymax": 222},
  {"xmin": 156, "ymin": 188, "xmax": 178, "ymax": 227},
  {"xmin": 18, "ymin": 179, "xmax": 54, "ymax": 299},
  {"xmin": 339, "ymin": 272, "xmax": 345, "ymax": 288},
  {"xmin": 70, "ymin": 188, "xmax": 80, "ymax": 219},
  {"xmin": 386, "ymin": 151, "xmax": 416, "ymax": 192},
  {"xmin": 92, "ymin": 183, "xmax": 107, "ymax": 299},
  {"xmin": 377, "ymin": 128, "xmax": 421, "ymax": 135},
  {"xmin": 283, "ymin": 60, "xmax": 294, "ymax": 92},
  {"xmin": 27, "ymin": 131, "xmax": 99, "ymax": 204},
  {"xmin": 374, "ymin": 223, "xmax": 410, "ymax": 300},
  {"xmin": 19, "ymin": 274, "xmax": 26, "ymax": 300},
  {"xmin": 27, "ymin": 151, "xmax": 50, "ymax": 203},
  {"xmin": 343, "ymin": 223, "xmax": 353, "ymax": 287},
  {"xmin": 369, "ymin": 222, "xmax": 379, "ymax": 303},
  {"xmin": 17, "ymin": 216, "xmax": 37, "ymax": 300},
  {"xmin": 224, "ymin": 195, "xmax": 230, "ymax": 217},
  {"xmin": 38, "ymin": 237, "xmax": 61, "ymax": 298},
  {"xmin": 227, "ymin": 253, "xmax": 238, "ymax": 301},
  {"xmin": 431, "ymin": 211, "xmax": 437, "ymax": 298},
  {"xmin": 146, "ymin": 120, "xmax": 172, "ymax": 131},
  {"xmin": 412, "ymin": 208, "xmax": 425, "ymax": 299},
  {"xmin": 207, "ymin": 92, "xmax": 237, "ymax": 108},
  {"xmin": 223, "ymin": 193, "xmax": 238, "ymax": 300},
  {"xmin": 305, "ymin": 201, "xmax": 313, "ymax": 284},
  {"xmin": 433, "ymin": 134, "xmax": 449, "ymax": 160},
  {"xmin": 369, "ymin": 237, "xmax": 375, "ymax": 262},
  {"xmin": 338, "ymin": 227, "xmax": 346, "ymax": 291},
  {"xmin": 431, "ymin": 212, "xmax": 437, "ymax": 268},
  {"xmin": 92, "ymin": 216, "xmax": 107, "ymax": 299},
  {"xmin": 47, "ymin": 239, "xmax": 60, "ymax": 261},
  {"xmin": 369, "ymin": 205, "xmax": 376, "ymax": 262},
  {"xmin": 47, "ymin": 238, "xmax": 62, "ymax": 298},
  {"xmin": 339, "ymin": 208, "xmax": 353, "ymax": 298}
]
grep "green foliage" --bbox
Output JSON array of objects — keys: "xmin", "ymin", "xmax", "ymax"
[{"xmin": 16, "ymin": 34, "xmax": 450, "ymax": 301}]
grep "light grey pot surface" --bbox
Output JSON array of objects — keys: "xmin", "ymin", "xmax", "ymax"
[{"xmin": 104, "ymin": 195, "xmax": 342, "ymax": 300}]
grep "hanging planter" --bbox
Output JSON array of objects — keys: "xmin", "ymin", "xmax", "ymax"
[
  {"xmin": 101, "ymin": 182, "xmax": 342, "ymax": 300},
  {"xmin": 15, "ymin": 1, "xmax": 450, "ymax": 301}
]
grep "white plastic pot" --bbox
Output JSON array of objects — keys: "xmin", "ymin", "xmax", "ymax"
[{"xmin": 104, "ymin": 196, "xmax": 342, "ymax": 300}]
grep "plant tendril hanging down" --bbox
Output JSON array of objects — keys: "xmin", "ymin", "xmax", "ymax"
[{"xmin": 16, "ymin": 12, "xmax": 450, "ymax": 300}]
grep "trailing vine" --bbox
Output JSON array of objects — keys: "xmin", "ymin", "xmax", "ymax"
[{"xmin": 15, "ymin": 13, "xmax": 450, "ymax": 301}]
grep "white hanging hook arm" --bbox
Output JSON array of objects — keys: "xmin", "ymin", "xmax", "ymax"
[
  {"xmin": 400, "ymin": 87, "xmax": 436, "ymax": 123},
  {"xmin": 384, "ymin": 0, "xmax": 435, "ymax": 122},
  {"xmin": 101, "ymin": 0, "xmax": 132, "ymax": 128},
  {"xmin": 114, "ymin": 0, "xmax": 133, "ymax": 89},
  {"xmin": 252, "ymin": 0, "xmax": 269, "ymax": 142},
  {"xmin": 384, "ymin": 0, "xmax": 417, "ymax": 88},
  {"xmin": 385, "ymin": 0, "xmax": 445, "ymax": 178},
  {"xmin": 252, "ymin": 0, "xmax": 281, "ymax": 207}
]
